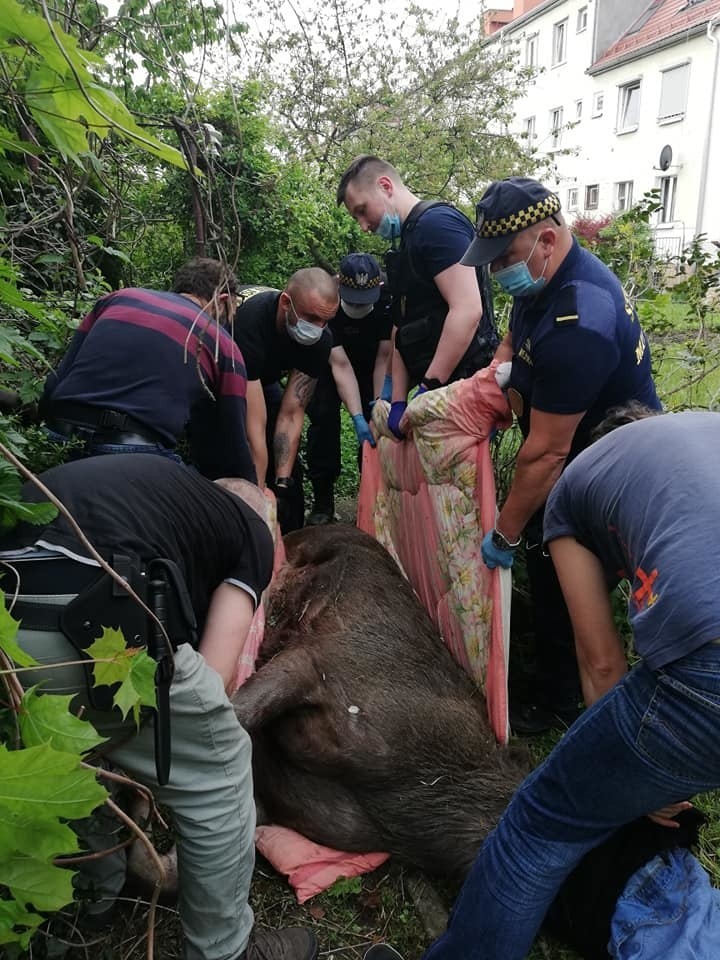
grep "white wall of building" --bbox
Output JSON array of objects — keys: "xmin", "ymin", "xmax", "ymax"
[{"xmin": 488, "ymin": 1, "xmax": 720, "ymax": 251}]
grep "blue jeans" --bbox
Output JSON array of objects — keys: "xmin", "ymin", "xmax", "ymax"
[
  {"xmin": 45, "ymin": 427, "xmax": 183, "ymax": 463},
  {"xmin": 423, "ymin": 643, "xmax": 720, "ymax": 960}
]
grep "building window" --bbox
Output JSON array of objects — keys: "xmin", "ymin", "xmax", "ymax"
[
  {"xmin": 577, "ymin": 6, "xmax": 588, "ymax": 32},
  {"xmin": 614, "ymin": 181, "xmax": 634, "ymax": 211},
  {"xmin": 592, "ymin": 91, "xmax": 604, "ymax": 117},
  {"xmin": 585, "ymin": 184, "xmax": 599, "ymax": 210},
  {"xmin": 552, "ymin": 19, "xmax": 568, "ymax": 65},
  {"xmin": 617, "ymin": 80, "xmax": 641, "ymax": 132},
  {"xmin": 567, "ymin": 187, "xmax": 579, "ymax": 211},
  {"xmin": 659, "ymin": 63, "xmax": 690, "ymax": 122},
  {"xmin": 575, "ymin": 99, "xmax": 583, "ymax": 121},
  {"xmin": 525, "ymin": 34, "xmax": 538, "ymax": 68},
  {"xmin": 550, "ymin": 107, "xmax": 563, "ymax": 149},
  {"xmin": 658, "ymin": 176, "xmax": 677, "ymax": 222},
  {"xmin": 523, "ymin": 116, "xmax": 536, "ymax": 141}
]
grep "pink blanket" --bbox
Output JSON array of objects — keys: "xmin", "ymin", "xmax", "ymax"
[{"xmin": 358, "ymin": 361, "xmax": 513, "ymax": 743}]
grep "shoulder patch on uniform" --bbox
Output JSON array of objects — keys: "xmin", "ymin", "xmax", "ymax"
[{"xmin": 554, "ymin": 285, "xmax": 579, "ymax": 326}]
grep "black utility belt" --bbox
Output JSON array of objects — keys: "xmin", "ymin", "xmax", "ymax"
[
  {"xmin": 11, "ymin": 555, "xmax": 196, "ymax": 710},
  {"xmin": 10, "ymin": 554, "xmax": 196, "ymax": 786},
  {"xmin": 48, "ymin": 402, "xmax": 166, "ymax": 446},
  {"xmin": 49, "ymin": 420, "xmax": 163, "ymax": 447}
]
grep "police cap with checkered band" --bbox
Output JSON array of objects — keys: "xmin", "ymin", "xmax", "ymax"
[
  {"xmin": 461, "ymin": 177, "xmax": 562, "ymax": 267},
  {"xmin": 338, "ymin": 253, "xmax": 383, "ymax": 304}
]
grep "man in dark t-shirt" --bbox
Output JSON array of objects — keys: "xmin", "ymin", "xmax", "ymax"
[
  {"xmin": 0, "ymin": 455, "xmax": 317, "ymax": 960},
  {"xmin": 305, "ymin": 253, "xmax": 392, "ymax": 524},
  {"xmin": 39, "ymin": 257, "xmax": 256, "ymax": 482},
  {"xmin": 231, "ymin": 268, "xmax": 339, "ymax": 532}
]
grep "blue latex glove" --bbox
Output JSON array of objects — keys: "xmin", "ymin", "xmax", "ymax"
[
  {"xmin": 481, "ymin": 529, "xmax": 515, "ymax": 569},
  {"xmin": 388, "ymin": 400, "xmax": 408, "ymax": 440},
  {"xmin": 380, "ymin": 374, "xmax": 393, "ymax": 403},
  {"xmin": 352, "ymin": 413, "xmax": 376, "ymax": 447},
  {"xmin": 412, "ymin": 383, "xmax": 428, "ymax": 400}
]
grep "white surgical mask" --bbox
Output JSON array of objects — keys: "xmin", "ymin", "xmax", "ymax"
[{"xmin": 341, "ymin": 300, "xmax": 374, "ymax": 319}]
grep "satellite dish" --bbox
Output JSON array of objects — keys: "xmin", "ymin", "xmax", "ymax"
[{"xmin": 659, "ymin": 145, "xmax": 673, "ymax": 171}]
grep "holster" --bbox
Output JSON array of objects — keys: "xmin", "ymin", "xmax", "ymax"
[{"xmin": 60, "ymin": 555, "xmax": 197, "ymax": 785}]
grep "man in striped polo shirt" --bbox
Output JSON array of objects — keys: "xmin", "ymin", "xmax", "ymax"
[{"xmin": 39, "ymin": 257, "xmax": 259, "ymax": 482}]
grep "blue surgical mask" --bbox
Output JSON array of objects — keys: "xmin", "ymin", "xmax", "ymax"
[
  {"xmin": 492, "ymin": 235, "xmax": 548, "ymax": 297},
  {"xmin": 286, "ymin": 313, "xmax": 324, "ymax": 346},
  {"xmin": 375, "ymin": 212, "xmax": 401, "ymax": 242}
]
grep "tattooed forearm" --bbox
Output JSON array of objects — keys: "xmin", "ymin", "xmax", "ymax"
[
  {"xmin": 273, "ymin": 431, "xmax": 291, "ymax": 474},
  {"xmin": 291, "ymin": 372, "xmax": 317, "ymax": 408}
]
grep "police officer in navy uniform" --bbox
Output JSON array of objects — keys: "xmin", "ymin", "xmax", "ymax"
[
  {"xmin": 462, "ymin": 177, "xmax": 661, "ymax": 734},
  {"xmin": 305, "ymin": 253, "xmax": 392, "ymax": 525},
  {"xmin": 336, "ymin": 156, "xmax": 497, "ymax": 439},
  {"xmin": 229, "ymin": 268, "xmax": 339, "ymax": 533}
]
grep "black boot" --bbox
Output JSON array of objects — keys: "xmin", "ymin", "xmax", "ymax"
[
  {"xmin": 306, "ymin": 480, "xmax": 335, "ymax": 526},
  {"xmin": 364, "ymin": 945, "xmax": 405, "ymax": 960},
  {"xmin": 236, "ymin": 926, "xmax": 318, "ymax": 960}
]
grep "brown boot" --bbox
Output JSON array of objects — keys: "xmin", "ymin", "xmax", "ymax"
[{"xmin": 236, "ymin": 927, "xmax": 319, "ymax": 960}]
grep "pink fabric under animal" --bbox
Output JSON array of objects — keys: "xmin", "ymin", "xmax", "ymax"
[
  {"xmin": 255, "ymin": 825, "xmax": 389, "ymax": 903},
  {"xmin": 357, "ymin": 361, "xmax": 513, "ymax": 743}
]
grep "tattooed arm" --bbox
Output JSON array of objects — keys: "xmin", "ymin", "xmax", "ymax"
[{"xmin": 272, "ymin": 369, "xmax": 317, "ymax": 479}]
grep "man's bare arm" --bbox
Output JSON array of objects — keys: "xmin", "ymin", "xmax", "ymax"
[
  {"xmin": 200, "ymin": 582, "xmax": 256, "ymax": 694},
  {"xmin": 424, "ymin": 262, "xmax": 483, "ymax": 383},
  {"xmin": 548, "ymin": 536, "xmax": 627, "ymax": 705},
  {"xmin": 273, "ymin": 370, "xmax": 317, "ymax": 478},
  {"xmin": 496, "ymin": 407, "xmax": 585, "ymax": 542},
  {"xmin": 373, "ymin": 339, "xmax": 392, "ymax": 397},
  {"xmin": 330, "ymin": 346, "xmax": 363, "ymax": 417},
  {"xmin": 245, "ymin": 379, "xmax": 268, "ymax": 487}
]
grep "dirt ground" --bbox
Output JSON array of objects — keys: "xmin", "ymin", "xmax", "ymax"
[{"xmin": 40, "ymin": 856, "xmax": 442, "ymax": 960}]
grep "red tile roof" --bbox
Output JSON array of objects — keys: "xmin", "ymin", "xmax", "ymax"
[{"xmin": 593, "ymin": 0, "xmax": 720, "ymax": 69}]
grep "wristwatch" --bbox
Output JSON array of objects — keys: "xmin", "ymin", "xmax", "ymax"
[
  {"xmin": 421, "ymin": 377, "xmax": 443, "ymax": 391},
  {"xmin": 274, "ymin": 476, "xmax": 293, "ymax": 490},
  {"xmin": 491, "ymin": 527, "xmax": 522, "ymax": 551}
]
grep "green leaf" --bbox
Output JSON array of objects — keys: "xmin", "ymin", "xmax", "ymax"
[
  {"xmin": 19, "ymin": 687, "xmax": 107, "ymax": 755},
  {"xmin": 87, "ymin": 626, "xmax": 135, "ymax": 687},
  {"xmin": 0, "ymin": 898, "xmax": 44, "ymax": 948},
  {"xmin": 0, "ymin": 600, "xmax": 38, "ymax": 669},
  {"xmin": 114, "ymin": 648, "xmax": 157, "ymax": 725},
  {"xmin": 4, "ymin": 851, "xmax": 76, "ymax": 912},
  {"xmin": 87, "ymin": 627, "xmax": 157, "ymax": 722},
  {"xmin": 0, "ymin": 742, "xmax": 107, "ymax": 822},
  {"xmin": 0, "ymin": 742, "xmax": 107, "ymax": 862}
]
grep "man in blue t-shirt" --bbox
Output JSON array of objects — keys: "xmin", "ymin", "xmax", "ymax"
[
  {"xmin": 336, "ymin": 155, "xmax": 497, "ymax": 439},
  {"xmin": 463, "ymin": 176, "xmax": 661, "ymax": 734},
  {"xmin": 421, "ymin": 408, "xmax": 720, "ymax": 960}
]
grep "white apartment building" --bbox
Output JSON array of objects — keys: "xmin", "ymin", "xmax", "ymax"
[{"xmin": 484, "ymin": 0, "xmax": 720, "ymax": 256}]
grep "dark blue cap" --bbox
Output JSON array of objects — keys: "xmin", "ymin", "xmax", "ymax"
[
  {"xmin": 338, "ymin": 253, "xmax": 382, "ymax": 304},
  {"xmin": 461, "ymin": 177, "xmax": 562, "ymax": 267}
]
